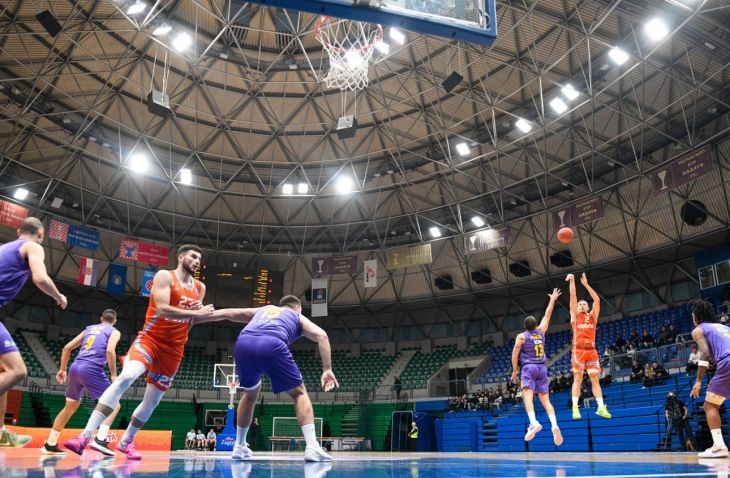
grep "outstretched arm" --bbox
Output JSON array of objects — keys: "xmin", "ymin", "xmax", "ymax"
[
  {"xmin": 580, "ymin": 273, "xmax": 601, "ymax": 320},
  {"xmin": 301, "ymin": 316, "xmax": 339, "ymax": 392},
  {"xmin": 152, "ymin": 271, "xmax": 214, "ymax": 319},
  {"xmin": 193, "ymin": 307, "xmax": 260, "ymax": 325},
  {"xmin": 511, "ymin": 334, "xmax": 525, "ymax": 383},
  {"xmin": 690, "ymin": 326, "xmax": 712, "ymax": 398},
  {"xmin": 566, "ymin": 274, "xmax": 577, "ymax": 323},
  {"xmin": 537, "ymin": 288, "xmax": 562, "ymax": 334},
  {"xmin": 57, "ymin": 332, "xmax": 84, "ymax": 384}
]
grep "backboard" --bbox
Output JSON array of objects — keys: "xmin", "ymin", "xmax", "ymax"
[
  {"xmin": 238, "ymin": 0, "xmax": 497, "ymax": 46},
  {"xmin": 213, "ymin": 363, "xmax": 240, "ymax": 389}
]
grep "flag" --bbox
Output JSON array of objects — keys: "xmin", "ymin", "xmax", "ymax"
[
  {"xmin": 311, "ymin": 278, "xmax": 328, "ymax": 317},
  {"xmin": 364, "ymin": 259, "xmax": 377, "ymax": 288},
  {"xmin": 107, "ymin": 264, "xmax": 127, "ymax": 297},
  {"xmin": 138, "ymin": 242, "xmax": 169, "ymax": 266},
  {"xmin": 141, "ymin": 269, "xmax": 156, "ymax": 297},
  {"xmin": 49, "ymin": 219, "xmax": 69, "ymax": 242},
  {"xmin": 119, "ymin": 238, "xmax": 139, "ymax": 261},
  {"xmin": 77, "ymin": 257, "xmax": 98, "ymax": 286}
]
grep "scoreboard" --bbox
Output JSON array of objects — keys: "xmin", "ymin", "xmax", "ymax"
[{"xmin": 196, "ymin": 265, "xmax": 284, "ymax": 308}]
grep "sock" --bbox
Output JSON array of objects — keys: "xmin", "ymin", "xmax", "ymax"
[
  {"xmin": 527, "ymin": 412, "xmax": 537, "ymax": 426},
  {"xmin": 47, "ymin": 430, "xmax": 61, "ymax": 446},
  {"xmin": 83, "ymin": 410, "xmax": 108, "ymax": 438},
  {"xmin": 596, "ymin": 397, "xmax": 605, "ymax": 408},
  {"xmin": 548, "ymin": 415, "xmax": 558, "ymax": 428},
  {"xmin": 712, "ymin": 429, "xmax": 726, "ymax": 448},
  {"xmin": 572, "ymin": 397, "xmax": 579, "ymax": 407},
  {"xmin": 121, "ymin": 423, "xmax": 141, "ymax": 446},
  {"xmin": 301, "ymin": 423, "xmax": 318, "ymax": 449},
  {"xmin": 236, "ymin": 426, "xmax": 249, "ymax": 446},
  {"xmin": 0, "ymin": 426, "xmax": 6, "ymax": 432},
  {"xmin": 97, "ymin": 424, "xmax": 110, "ymax": 441}
]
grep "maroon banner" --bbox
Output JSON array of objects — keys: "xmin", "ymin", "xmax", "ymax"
[
  {"xmin": 464, "ymin": 227, "xmax": 510, "ymax": 255},
  {"xmin": 139, "ymin": 242, "xmax": 170, "ymax": 266},
  {"xmin": 0, "ymin": 200, "xmax": 28, "ymax": 228},
  {"xmin": 312, "ymin": 256, "xmax": 358, "ymax": 276},
  {"xmin": 553, "ymin": 196, "xmax": 604, "ymax": 229},
  {"xmin": 653, "ymin": 146, "xmax": 713, "ymax": 195}
]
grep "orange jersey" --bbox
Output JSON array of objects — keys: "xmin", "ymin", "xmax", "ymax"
[
  {"xmin": 138, "ymin": 271, "xmax": 202, "ymax": 352},
  {"xmin": 572, "ymin": 311, "xmax": 597, "ymax": 350}
]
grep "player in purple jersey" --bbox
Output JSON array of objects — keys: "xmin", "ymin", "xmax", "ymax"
[
  {"xmin": 690, "ymin": 299, "xmax": 730, "ymax": 458},
  {"xmin": 230, "ymin": 295, "xmax": 338, "ymax": 462},
  {"xmin": 0, "ymin": 217, "xmax": 66, "ymax": 448},
  {"xmin": 511, "ymin": 288, "xmax": 563, "ymax": 445},
  {"xmin": 41, "ymin": 310, "xmax": 121, "ymax": 456}
]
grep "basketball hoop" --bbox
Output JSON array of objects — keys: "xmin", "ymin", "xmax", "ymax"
[
  {"xmin": 227, "ymin": 379, "xmax": 239, "ymax": 409},
  {"xmin": 315, "ymin": 16, "xmax": 383, "ymax": 91}
]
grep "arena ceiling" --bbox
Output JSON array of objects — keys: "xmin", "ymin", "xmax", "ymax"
[{"xmin": 0, "ymin": 0, "xmax": 729, "ymax": 331}]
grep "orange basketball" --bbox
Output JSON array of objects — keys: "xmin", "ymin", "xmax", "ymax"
[{"xmin": 557, "ymin": 227, "xmax": 573, "ymax": 244}]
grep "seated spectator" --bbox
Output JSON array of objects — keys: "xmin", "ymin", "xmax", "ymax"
[
  {"xmin": 667, "ymin": 324, "xmax": 679, "ymax": 343},
  {"xmin": 686, "ymin": 344, "xmax": 699, "ymax": 374},
  {"xmin": 643, "ymin": 363, "xmax": 656, "ymax": 388},
  {"xmin": 628, "ymin": 330, "xmax": 641, "ymax": 348},
  {"xmin": 206, "ymin": 429, "xmax": 217, "ymax": 451},
  {"xmin": 470, "ymin": 393, "xmax": 479, "ymax": 411},
  {"xmin": 630, "ymin": 360, "xmax": 644, "ymax": 382},
  {"xmin": 627, "ymin": 343, "xmax": 637, "ymax": 359},
  {"xmin": 653, "ymin": 361, "xmax": 669, "ymax": 379},
  {"xmin": 658, "ymin": 326, "xmax": 671, "ymax": 346},
  {"xmin": 549, "ymin": 376, "xmax": 558, "ymax": 394},
  {"xmin": 185, "ymin": 429, "xmax": 196, "ymax": 450},
  {"xmin": 641, "ymin": 330, "xmax": 655, "ymax": 349},
  {"xmin": 615, "ymin": 335, "xmax": 626, "ymax": 350},
  {"xmin": 559, "ymin": 373, "xmax": 571, "ymax": 391},
  {"xmin": 196, "ymin": 429, "xmax": 206, "ymax": 450}
]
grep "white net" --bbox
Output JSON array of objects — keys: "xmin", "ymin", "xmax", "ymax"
[
  {"xmin": 316, "ymin": 16, "xmax": 383, "ymax": 91},
  {"xmin": 272, "ymin": 417, "xmax": 323, "ymax": 438}
]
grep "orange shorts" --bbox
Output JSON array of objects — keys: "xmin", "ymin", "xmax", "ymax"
[
  {"xmin": 126, "ymin": 335, "xmax": 183, "ymax": 391},
  {"xmin": 572, "ymin": 348, "xmax": 601, "ymax": 373}
]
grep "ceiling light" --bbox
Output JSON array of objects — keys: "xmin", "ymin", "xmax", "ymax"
[
  {"xmin": 374, "ymin": 40, "xmax": 390, "ymax": 55},
  {"xmin": 429, "ymin": 227, "xmax": 442, "ymax": 238},
  {"xmin": 549, "ymin": 97, "xmax": 568, "ymax": 114},
  {"xmin": 13, "ymin": 188, "xmax": 29, "ymax": 200},
  {"xmin": 471, "ymin": 216, "xmax": 485, "ymax": 228},
  {"xmin": 608, "ymin": 46, "xmax": 629, "ymax": 65},
  {"xmin": 336, "ymin": 176, "xmax": 353, "ymax": 194},
  {"xmin": 561, "ymin": 83, "xmax": 580, "ymax": 101},
  {"xmin": 126, "ymin": 2, "xmax": 147, "ymax": 15},
  {"xmin": 180, "ymin": 168, "xmax": 192, "ymax": 185},
  {"xmin": 389, "ymin": 28, "xmax": 405, "ymax": 45},
  {"xmin": 344, "ymin": 50, "xmax": 364, "ymax": 68},
  {"xmin": 282, "ymin": 183, "xmax": 293, "ymax": 195},
  {"xmin": 644, "ymin": 18, "xmax": 668, "ymax": 42},
  {"xmin": 704, "ymin": 41, "xmax": 715, "ymax": 50},
  {"xmin": 297, "ymin": 182, "xmax": 308, "ymax": 194},
  {"xmin": 172, "ymin": 32, "xmax": 192, "ymax": 52},
  {"xmin": 128, "ymin": 152, "xmax": 148, "ymax": 173},
  {"xmin": 219, "ymin": 52, "xmax": 229, "ymax": 59},
  {"xmin": 455, "ymin": 142, "xmax": 470, "ymax": 156},
  {"xmin": 152, "ymin": 24, "xmax": 172, "ymax": 36},
  {"xmin": 50, "ymin": 197, "xmax": 64, "ymax": 209},
  {"xmin": 515, "ymin": 118, "xmax": 532, "ymax": 133}
]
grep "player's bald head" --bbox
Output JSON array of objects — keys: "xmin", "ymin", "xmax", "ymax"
[
  {"xmin": 18, "ymin": 217, "xmax": 44, "ymax": 243},
  {"xmin": 279, "ymin": 295, "xmax": 301, "ymax": 311}
]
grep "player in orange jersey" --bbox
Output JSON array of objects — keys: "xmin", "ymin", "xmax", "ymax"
[{"xmin": 567, "ymin": 272, "xmax": 611, "ymax": 420}]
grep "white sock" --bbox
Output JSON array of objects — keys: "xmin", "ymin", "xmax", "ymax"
[
  {"xmin": 548, "ymin": 415, "xmax": 558, "ymax": 428},
  {"xmin": 527, "ymin": 412, "xmax": 537, "ymax": 425},
  {"xmin": 121, "ymin": 423, "xmax": 141, "ymax": 446},
  {"xmin": 301, "ymin": 423, "xmax": 318, "ymax": 449},
  {"xmin": 571, "ymin": 396, "xmax": 579, "ymax": 407},
  {"xmin": 83, "ymin": 410, "xmax": 108, "ymax": 438},
  {"xmin": 236, "ymin": 426, "xmax": 249, "ymax": 446},
  {"xmin": 596, "ymin": 397, "xmax": 605, "ymax": 408},
  {"xmin": 97, "ymin": 424, "xmax": 110, "ymax": 441},
  {"xmin": 47, "ymin": 430, "xmax": 61, "ymax": 446},
  {"xmin": 712, "ymin": 429, "xmax": 726, "ymax": 448}
]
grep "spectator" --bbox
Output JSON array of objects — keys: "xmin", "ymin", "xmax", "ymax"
[
  {"xmin": 250, "ymin": 417, "xmax": 260, "ymax": 449},
  {"xmin": 408, "ymin": 421, "xmax": 418, "ymax": 452},
  {"xmin": 615, "ymin": 335, "xmax": 626, "ymax": 350},
  {"xmin": 185, "ymin": 429, "xmax": 196, "ymax": 450},
  {"xmin": 643, "ymin": 363, "xmax": 655, "ymax": 388},
  {"xmin": 641, "ymin": 330, "xmax": 655, "ymax": 349},
  {"xmin": 393, "ymin": 376, "xmax": 403, "ymax": 401},
  {"xmin": 206, "ymin": 429, "xmax": 217, "ymax": 451},
  {"xmin": 667, "ymin": 325, "xmax": 679, "ymax": 343},
  {"xmin": 628, "ymin": 330, "xmax": 641, "ymax": 348},
  {"xmin": 664, "ymin": 391, "xmax": 697, "ymax": 451},
  {"xmin": 559, "ymin": 373, "xmax": 571, "ymax": 391},
  {"xmin": 195, "ymin": 429, "xmax": 206, "ymax": 450},
  {"xmin": 630, "ymin": 360, "xmax": 644, "ymax": 383},
  {"xmin": 549, "ymin": 375, "xmax": 558, "ymax": 394},
  {"xmin": 658, "ymin": 326, "xmax": 671, "ymax": 346},
  {"xmin": 686, "ymin": 344, "xmax": 699, "ymax": 374},
  {"xmin": 653, "ymin": 362, "xmax": 669, "ymax": 379}
]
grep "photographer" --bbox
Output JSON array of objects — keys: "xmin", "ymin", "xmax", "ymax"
[{"xmin": 664, "ymin": 392, "xmax": 697, "ymax": 451}]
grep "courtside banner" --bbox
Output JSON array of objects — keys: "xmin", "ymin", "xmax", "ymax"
[{"xmin": 5, "ymin": 425, "xmax": 171, "ymax": 450}]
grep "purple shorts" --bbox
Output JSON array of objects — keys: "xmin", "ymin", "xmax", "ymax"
[
  {"xmin": 234, "ymin": 334, "xmax": 303, "ymax": 394},
  {"xmin": 65, "ymin": 360, "xmax": 112, "ymax": 401},
  {"xmin": 0, "ymin": 322, "xmax": 19, "ymax": 356},
  {"xmin": 708, "ymin": 357, "xmax": 730, "ymax": 399},
  {"xmin": 521, "ymin": 363, "xmax": 549, "ymax": 394}
]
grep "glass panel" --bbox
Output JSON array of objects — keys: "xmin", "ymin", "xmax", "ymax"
[
  {"xmin": 717, "ymin": 260, "xmax": 730, "ymax": 285},
  {"xmin": 699, "ymin": 265, "xmax": 716, "ymax": 289}
]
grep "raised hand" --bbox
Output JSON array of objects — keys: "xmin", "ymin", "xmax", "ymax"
[
  {"xmin": 548, "ymin": 288, "xmax": 562, "ymax": 301},
  {"xmin": 565, "ymin": 273, "xmax": 574, "ymax": 282},
  {"xmin": 580, "ymin": 272, "xmax": 589, "ymax": 287}
]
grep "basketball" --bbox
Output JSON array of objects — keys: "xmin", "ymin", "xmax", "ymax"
[{"xmin": 558, "ymin": 227, "xmax": 573, "ymax": 244}]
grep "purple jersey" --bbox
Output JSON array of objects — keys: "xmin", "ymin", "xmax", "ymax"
[
  {"xmin": 699, "ymin": 322, "xmax": 730, "ymax": 363},
  {"xmin": 240, "ymin": 305, "xmax": 301, "ymax": 346},
  {"xmin": 0, "ymin": 239, "xmax": 30, "ymax": 306},
  {"xmin": 519, "ymin": 329, "xmax": 547, "ymax": 365},
  {"xmin": 75, "ymin": 323, "xmax": 116, "ymax": 367}
]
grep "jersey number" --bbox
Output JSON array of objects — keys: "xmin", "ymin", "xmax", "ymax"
[
  {"xmin": 84, "ymin": 335, "xmax": 96, "ymax": 350},
  {"xmin": 178, "ymin": 296, "xmax": 198, "ymax": 310},
  {"xmin": 262, "ymin": 308, "xmax": 281, "ymax": 320},
  {"xmin": 534, "ymin": 344, "xmax": 544, "ymax": 358}
]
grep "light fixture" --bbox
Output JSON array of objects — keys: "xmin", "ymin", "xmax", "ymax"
[
  {"xmin": 515, "ymin": 118, "xmax": 532, "ymax": 133},
  {"xmin": 180, "ymin": 168, "xmax": 192, "ymax": 185},
  {"xmin": 471, "ymin": 216, "xmax": 485, "ymax": 228},
  {"xmin": 297, "ymin": 182, "xmax": 308, "ymax": 194},
  {"xmin": 389, "ymin": 28, "xmax": 405, "ymax": 45},
  {"xmin": 374, "ymin": 40, "xmax": 390, "ymax": 55},
  {"xmin": 282, "ymin": 183, "xmax": 293, "ymax": 195},
  {"xmin": 455, "ymin": 142, "xmax": 471, "ymax": 156},
  {"xmin": 344, "ymin": 50, "xmax": 364, "ymax": 68},
  {"xmin": 429, "ymin": 226, "xmax": 442, "ymax": 238},
  {"xmin": 704, "ymin": 41, "xmax": 715, "ymax": 50},
  {"xmin": 126, "ymin": 2, "xmax": 147, "ymax": 15},
  {"xmin": 172, "ymin": 32, "xmax": 192, "ymax": 52},
  {"xmin": 152, "ymin": 23, "xmax": 172, "ymax": 36},
  {"xmin": 13, "ymin": 188, "xmax": 29, "ymax": 200},
  {"xmin": 644, "ymin": 18, "xmax": 668, "ymax": 42},
  {"xmin": 608, "ymin": 46, "xmax": 629, "ymax": 65},
  {"xmin": 128, "ymin": 152, "xmax": 149, "ymax": 173},
  {"xmin": 336, "ymin": 176, "xmax": 353, "ymax": 194},
  {"xmin": 50, "ymin": 197, "xmax": 64, "ymax": 209},
  {"xmin": 549, "ymin": 97, "xmax": 568, "ymax": 114},
  {"xmin": 561, "ymin": 83, "xmax": 580, "ymax": 101}
]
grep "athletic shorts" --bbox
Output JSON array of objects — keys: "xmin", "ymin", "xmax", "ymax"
[
  {"xmin": 708, "ymin": 356, "xmax": 730, "ymax": 399},
  {"xmin": 0, "ymin": 322, "xmax": 19, "ymax": 356},
  {"xmin": 520, "ymin": 363, "xmax": 549, "ymax": 394},
  {"xmin": 572, "ymin": 347, "xmax": 601, "ymax": 373},
  {"xmin": 234, "ymin": 334, "xmax": 303, "ymax": 394},
  {"xmin": 65, "ymin": 361, "xmax": 111, "ymax": 400},
  {"xmin": 126, "ymin": 335, "xmax": 183, "ymax": 391}
]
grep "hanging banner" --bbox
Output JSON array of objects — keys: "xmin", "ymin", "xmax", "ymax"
[
  {"xmin": 140, "ymin": 269, "xmax": 156, "ymax": 298},
  {"xmin": 0, "ymin": 200, "xmax": 28, "ymax": 228},
  {"xmin": 119, "ymin": 238, "xmax": 169, "ymax": 266},
  {"xmin": 652, "ymin": 145, "xmax": 713, "ymax": 195},
  {"xmin": 311, "ymin": 278, "xmax": 328, "ymax": 317},
  {"xmin": 49, "ymin": 219, "xmax": 99, "ymax": 251},
  {"xmin": 311, "ymin": 256, "xmax": 358, "ymax": 276},
  {"xmin": 107, "ymin": 264, "xmax": 127, "ymax": 297},
  {"xmin": 464, "ymin": 227, "xmax": 510, "ymax": 255},
  {"xmin": 552, "ymin": 196, "xmax": 604, "ymax": 230},
  {"xmin": 386, "ymin": 244, "xmax": 432, "ymax": 270},
  {"xmin": 364, "ymin": 259, "xmax": 377, "ymax": 288},
  {"xmin": 77, "ymin": 257, "xmax": 98, "ymax": 286}
]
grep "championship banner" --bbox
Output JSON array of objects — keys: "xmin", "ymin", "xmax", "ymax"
[
  {"xmin": 119, "ymin": 238, "xmax": 169, "ymax": 266},
  {"xmin": 107, "ymin": 263, "xmax": 127, "ymax": 297},
  {"xmin": 464, "ymin": 227, "xmax": 510, "ymax": 255},
  {"xmin": 652, "ymin": 145, "xmax": 713, "ymax": 195},
  {"xmin": 0, "ymin": 199, "xmax": 27, "ymax": 228},
  {"xmin": 4, "ymin": 425, "xmax": 171, "ymax": 451},
  {"xmin": 553, "ymin": 196, "xmax": 604, "ymax": 230},
  {"xmin": 364, "ymin": 259, "xmax": 377, "ymax": 288},
  {"xmin": 77, "ymin": 257, "xmax": 98, "ymax": 286},
  {"xmin": 141, "ymin": 269, "xmax": 156, "ymax": 297},
  {"xmin": 49, "ymin": 219, "xmax": 100, "ymax": 251},
  {"xmin": 386, "ymin": 243, "xmax": 432, "ymax": 270},
  {"xmin": 311, "ymin": 278, "xmax": 328, "ymax": 317},
  {"xmin": 312, "ymin": 255, "xmax": 357, "ymax": 276}
]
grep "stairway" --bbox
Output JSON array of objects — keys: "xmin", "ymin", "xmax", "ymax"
[
  {"xmin": 547, "ymin": 343, "xmax": 572, "ymax": 367},
  {"xmin": 340, "ymin": 405, "xmax": 364, "ymax": 437},
  {"xmin": 21, "ymin": 331, "xmax": 58, "ymax": 375},
  {"xmin": 379, "ymin": 350, "xmax": 417, "ymax": 389}
]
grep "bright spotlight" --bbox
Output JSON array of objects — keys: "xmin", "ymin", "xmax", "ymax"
[
  {"xmin": 561, "ymin": 83, "xmax": 580, "ymax": 101},
  {"xmin": 429, "ymin": 226, "xmax": 442, "ymax": 238},
  {"xmin": 345, "ymin": 50, "xmax": 364, "ymax": 68},
  {"xmin": 374, "ymin": 41, "xmax": 390, "ymax": 55},
  {"xmin": 126, "ymin": 2, "xmax": 147, "ymax": 15},
  {"xmin": 172, "ymin": 32, "xmax": 192, "ymax": 52},
  {"xmin": 608, "ymin": 46, "xmax": 629, "ymax": 65},
  {"xmin": 389, "ymin": 28, "xmax": 405, "ymax": 45},
  {"xmin": 336, "ymin": 176, "xmax": 353, "ymax": 194},
  {"xmin": 549, "ymin": 97, "xmax": 568, "ymax": 114},
  {"xmin": 13, "ymin": 188, "xmax": 29, "ymax": 200},
  {"xmin": 471, "ymin": 216, "xmax": 485, "ymax": 228},
  {"xmin": 180, "ymin": 168, "xmax": 192, "ymax": 185},
  {"xmin": 297, "ymin": 182, "xmax": 308, "ymax": 194},
  {"xmin": 645, "ymin": 18, "xmax": 669, "ymax": 41},
  {"xmin": 455, "ymin": 143, "xmax": 471, "ymax": 156},
  {"xmin": 282, "ymin": 183, "xmax": 293, "ymax": 195},
  {"xmin": 128, "ymin": 152, "xmax": 149, "ymax": 173},
  {"xmin": 153, "ymin": 24, "xmax": 172, "ymax": 36},
  {"xmin": 515, "ymin": 118, "xmax": 532, "ymax": 133}
]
